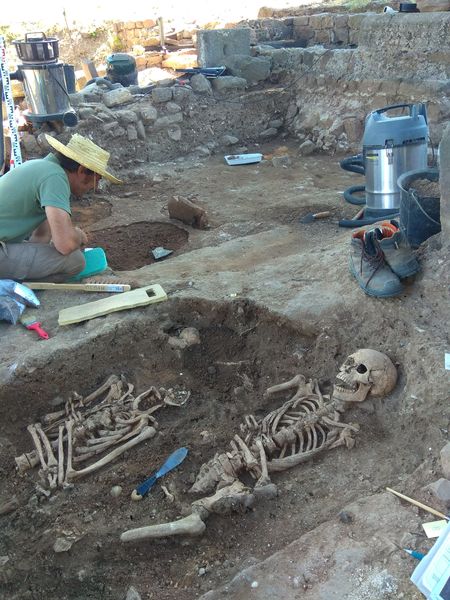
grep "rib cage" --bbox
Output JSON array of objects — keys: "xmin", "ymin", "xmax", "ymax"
[{"xmin": 191, "ymin": 376, "xmax": 359, "ymax": 494}]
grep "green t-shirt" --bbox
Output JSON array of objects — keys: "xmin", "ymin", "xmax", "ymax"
[{"xmin": 0, "ymin": 154, "xmax": 71, "ymax": 242}]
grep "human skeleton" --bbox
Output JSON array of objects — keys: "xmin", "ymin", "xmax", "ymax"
[
  {"xmin": 15, "ymin": 347, "xmax": 396, "ymax": 541},
  {"xmin": 16, "ymin": 375, "xmax": 186, "ymax": 489},
  {"xmin": 121, "ymin": 349, "xmax": 397, "ymax": 542}
]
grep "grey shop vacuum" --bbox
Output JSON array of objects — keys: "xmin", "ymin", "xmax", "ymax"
[{"xmin": 339, "ymin": 103, "xmax": 429, "ymax": 227}]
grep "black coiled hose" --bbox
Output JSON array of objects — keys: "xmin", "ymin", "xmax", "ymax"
[
  {"xmin": 340, "ymin": 154, "xmax": 366, "ymax": 205},
  {"xmin": 339, "ymin": 154, "xmax": 365, "ymax": 175},
  {"xmin": 344, "ymin": 185, "xmax": 366, "ymax": 205}
]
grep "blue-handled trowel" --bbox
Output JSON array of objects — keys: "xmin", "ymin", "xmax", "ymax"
[{"xmin": 131, "ymin": 447, "xmax": 188, "ymax": 501}]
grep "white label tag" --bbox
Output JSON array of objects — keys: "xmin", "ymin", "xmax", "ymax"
[
  {"xmin": 423, "ymin": 520, "xmax": 449, "ymax": 539},
  {"xmin": 445, "ymin": 353, "xmax": 450, "ymax": 371}
]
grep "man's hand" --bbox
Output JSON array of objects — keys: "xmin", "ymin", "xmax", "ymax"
[
  {"xmin": 75, "ymin": 226, "xmax": 88, "ymax": 248},
  {"xmin": 45, "ymin": 206, "xmax": 87, "ymax": 255}
]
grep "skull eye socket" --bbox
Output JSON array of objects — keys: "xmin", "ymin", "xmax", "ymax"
[{"xmin": 356, "ymin": 364, "xmax": 368, "ymax": 374}]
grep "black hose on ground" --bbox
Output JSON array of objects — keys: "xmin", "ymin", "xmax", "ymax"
[
  {"xmin": 84, "ymin": 77, "xmax": 117, "ymax": 89},
  {"xmin": 340, "ymin": 154, "xmax": 366, "ymax": 206},
  {"xmin": 340, "ymin": 154, "xmax": 365, "ymax": 175},
  {"xmin": 338, "ymin": 211, "xmax": 400, "ymax": 228},
  {"xmin": 344, "ymin": 184, "xmax": 366, "ymax": 205}
]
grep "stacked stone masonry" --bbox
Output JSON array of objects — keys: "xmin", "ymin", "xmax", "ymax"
[
  {"xmin": 112, "ymin": 20, "xmax": 194, "ymax": 52},
  {"xmin": 16, "ymin": 12, "xmax": 450, "ymax": 171},
  {"xmin": 243, "ymin": 13, "xmax": 368, "ymax": 47}
]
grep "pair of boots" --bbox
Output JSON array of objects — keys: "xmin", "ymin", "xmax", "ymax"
[{"xmin": 349, "ymin": 220, "xmax": 419, "ymax": 298}]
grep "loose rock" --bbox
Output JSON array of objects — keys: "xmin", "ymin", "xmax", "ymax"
[
  {"xmin": 441, "ymin": 443, "xmax": 450, "ymax": 479},
  {"xmin": 125, "ymin": 586, "xmax": 142, "ymax": 600}
]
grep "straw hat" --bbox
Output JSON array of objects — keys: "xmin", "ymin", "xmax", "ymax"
[{"xmin": 45, "ymin": 133, "xmax": 122, "ymax": 184}]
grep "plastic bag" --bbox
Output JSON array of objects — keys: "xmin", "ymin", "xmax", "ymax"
[
  {"xmin": 0, "ymin": 280, "xmax": 40, "ymax": 307},
  {"xmin": 0, "ymin": 295, "xmax": 26, "ymax": 324}
]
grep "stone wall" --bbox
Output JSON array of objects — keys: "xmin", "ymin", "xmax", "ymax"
[
  {"xmin": 12, "ymin": 12, "xmax": 450, "ymax": 174},
  {"xmin": 242, "ymin": 13, "xmax": 369, "ymax": 47},
  {"xmin": 111, "ymin": 20, "xmax": 195, "ymax": 52},
  {"xmin": 21, "ymin": 77, "xmax": 290, "ymax": 167},
  {"xmin": 275, "ymin": 12, "xmax": 450, "ymax": 153},
  {"xmin": 111, "ymin": 19, "xmax": 159, "ymax": 51}
]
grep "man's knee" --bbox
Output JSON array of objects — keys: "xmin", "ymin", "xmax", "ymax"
[{"xmin": 64, "ymin": 250, "xmax": 85, "ymax": 277}]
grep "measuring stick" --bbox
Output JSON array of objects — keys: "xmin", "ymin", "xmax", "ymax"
[
  {"xmin": 0, "ymin": 35, "xmax": 22, "ymax": 169},
  {"xmin": 386, "ymin": 487, "xmax": 449, "ymax": 520},
  {"xmin": 24, "ymin": 282, "xmax": 131, "ymax": 293}
]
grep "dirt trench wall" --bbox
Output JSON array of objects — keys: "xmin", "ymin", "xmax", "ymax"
[{"xmin": 21, "ymin": 82, "xmax": 290, "ymax": 166}]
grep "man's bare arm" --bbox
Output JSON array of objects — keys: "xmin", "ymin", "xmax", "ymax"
[{"xmin": 45, "ymin": 206, "xmax": 88, "ymax": 255}]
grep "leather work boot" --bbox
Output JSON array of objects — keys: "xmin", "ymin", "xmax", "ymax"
[
  {"xmin": 349, "ymin": 229, "xmax": 403, "ymax": 298},
  {"xmin": 375, "ymin": 220, "xmax": 420, "ymax": 279}
]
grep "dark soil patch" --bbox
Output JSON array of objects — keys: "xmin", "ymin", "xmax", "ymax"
[{"xmin": 89, "ymin": 221, "xmax": 189, "ymax": 270}]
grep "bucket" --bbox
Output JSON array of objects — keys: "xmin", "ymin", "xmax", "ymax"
[
  {"xmin": 398, "ymin": 168, "xmax": 441, "ymax": 248},
  {"xmin": 106, "ymin": 53, "xmax": 138, "ymax": 87}
]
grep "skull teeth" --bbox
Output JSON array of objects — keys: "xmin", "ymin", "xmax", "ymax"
[{"xmin": 334, "ymin": 378, "xmax": 358, "ymax": 392}]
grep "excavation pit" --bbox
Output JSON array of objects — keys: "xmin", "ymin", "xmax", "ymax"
[
  {"xmin": 0, "ymin": 297, "xmax": 430, "ymax": 600},
  {"xmin": 88, "ymin": 222, "xmax": 189, "ymax": 271}
]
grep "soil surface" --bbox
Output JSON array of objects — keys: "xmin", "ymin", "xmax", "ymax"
[
  {"xmin": 88, "ymin": 222, "xmax": 189, "ymax": 270},
  {"xmin": 0, "ymin": 140, "xmax": 448, "ymax": 600}
]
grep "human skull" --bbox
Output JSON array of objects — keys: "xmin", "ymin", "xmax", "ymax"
[{"xmin": 333, "ymin": 349, "xmax": 397, "ymax": 403}]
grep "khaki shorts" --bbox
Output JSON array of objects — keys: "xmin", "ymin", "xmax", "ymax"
[{"xmin": 0, "ymin": 242, "xmax": 85, "ymax": 283}]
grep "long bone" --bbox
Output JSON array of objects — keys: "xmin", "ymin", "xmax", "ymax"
[
  {"xmin": 121, "ymin": 481, "xmax": 253, "ymax": 543},
  {"xmin": 57, "ymin": 425, "xmax": 65, "ymax": 487},
  {"xmin": 35, "ymin": 423, "xmax": 58, "ymax": 488},
  {"xmin": 16, "ymin": 376, "xmax": 173, "ymax": 487},
  {"xmin": 26, "ymin": 425, "xmax": 47, "ymax": 469},
  {"xmin": 65, "ymin": 425, "xmax": 156, "ymax": 482},
  {"xmin": 264, "ymin": 374, "xmax": 313, "ymax": 398},
  {"xmin": 82, "ymin": 374, "xmax": 120, "ymax": 406},
  {"xmin": 27, "ymin": 424, "xmax": 57, "ymax": 488},
  {"xmin": 73, "ymin": 419, "xmax": 149, "ymax": 463}
]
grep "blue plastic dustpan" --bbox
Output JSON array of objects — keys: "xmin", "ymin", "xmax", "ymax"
[{"xmin": 69, "ymin": 247, "xmax": 108, "ymax": 281}]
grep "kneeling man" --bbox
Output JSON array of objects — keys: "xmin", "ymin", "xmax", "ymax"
[{"xmin": 0, "ymin": 134, "xmax": 121, "ymax": 282}]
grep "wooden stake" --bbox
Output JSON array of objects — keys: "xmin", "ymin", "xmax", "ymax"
[{"xmin": 386, "ymin": 487, "xmax": 449, "ymax": 520}]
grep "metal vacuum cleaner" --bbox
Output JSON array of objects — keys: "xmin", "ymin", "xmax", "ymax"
[
  {"xmin": 339, "ymin": 103, "xmax": 429, "ymax": 227},
  {"xmin": 10, "ymin": 32, "xmax": 78, "ymax": 127}
]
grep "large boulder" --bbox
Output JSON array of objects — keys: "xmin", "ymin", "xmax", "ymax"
[{"xmin": 225, "ymin": 55, "xmax": 272, "ymax": 84}]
